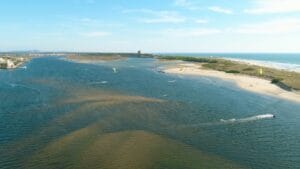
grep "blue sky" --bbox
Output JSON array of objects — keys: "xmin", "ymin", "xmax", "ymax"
[{"xmin": 1, "ymin": 0, "xmax": 300, "ymax": 52}]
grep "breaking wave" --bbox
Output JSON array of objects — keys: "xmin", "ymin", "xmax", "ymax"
[{"xmin": 227, "ymin": 58, "xmax": 300, "ymax": 73}]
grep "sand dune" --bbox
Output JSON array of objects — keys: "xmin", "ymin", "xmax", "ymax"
[{"xmin": 164, "ymin": 63, "xmax": 300, "ymax": 103}]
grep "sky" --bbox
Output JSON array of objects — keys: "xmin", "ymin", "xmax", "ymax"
[{"xmin": 1, "ymin": 0, "xmax": 300, "ymax": 53}]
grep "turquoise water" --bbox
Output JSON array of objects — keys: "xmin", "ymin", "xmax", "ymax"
[
  {"xmin": 0, "ymin": 56, "xmax": 300, "ymax": 169},
  {"xmin": 161, "ymin": 53, "xmax": 300, "ymax": 72},
  {"xmin": 160, "ymin": 53, "xmax": 300, "ymax": 64}
]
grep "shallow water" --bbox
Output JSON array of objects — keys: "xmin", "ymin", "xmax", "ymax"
[{"xmin": 0, "ymin": 57, "xmax": 300, "ymax": 169}]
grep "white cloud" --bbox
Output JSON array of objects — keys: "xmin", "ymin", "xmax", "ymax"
[
  {"xmin": 245, "ymin": 0, "xmax": 300, "ymax": 14},
  {"xmin": 140, "ymin": 13, "xmax": 185, "ymax": 23},
  {"xmin": 163, "ymin": 28, "xmax": 221, "ymax": 37},
  {"xmin": 80, "ymin": 31, "xmax": 110, "ymax": 37},
  {"xmin": 195, "ymin": 19, "xmax": 208, "ymax": 24},
  {"xmin": 124, "ymin": 9, "xmax": 186, "ymax": 24},
  {"xmin": 122, "ymin": 9, "xmax": 152, "ymax": 14},
  {"xmin": 209, "ymin": 6, "xmax": 233, "ymax": 14},
  {"xmin": 174, "ymin": 0, "xmax": 199, "ymax": 10},
  {"xmin": 79, "ymin": 18, "xmax": 94, "ymax": 22},
  {"xmin": 174, "ymin": 0, "xmax": 191, "ymax": 6},
  {"xmin": 232, "ymin": 18, "xmax": 300, "ymax": 34}
]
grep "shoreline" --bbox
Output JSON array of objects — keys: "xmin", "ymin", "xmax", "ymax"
[
  {"xmin": 0, "ymin": 57, "xmax": 29, "ymax": 69},
  {"xmin": 64, "ymin": 54, "xmax": 126, "ymax": 64},
  {"xmin": 164, "ymin": 62, "xmax": 300, "ymax": 104},
  {"xmin": 225, "ymin": 58, "xmax": 300, "ymax": 73}
]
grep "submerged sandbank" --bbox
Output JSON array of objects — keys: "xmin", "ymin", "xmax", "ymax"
[
  {"xmin": 164, "ymin": 63, "xmax": 300, "ymax": 103},
  {"xmin": 1, "ymin": 78, "xmax": 246, "ymax": 169}
]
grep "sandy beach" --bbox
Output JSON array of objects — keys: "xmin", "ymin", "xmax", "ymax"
[{"xmin": 164, "ymin": 63, "xmax": 300, "ymax": 103}]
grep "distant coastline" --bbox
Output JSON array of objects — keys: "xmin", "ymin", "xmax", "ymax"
[
  {"xmin": 64, "ymin": 53, "xmax": 153, "ymax": 63},
  {"xmin": 158, "ymin": 53, "xmax": 300, "ymax": 72},
  {"xmin": 2, "ymin": 52, "xmax": 300, "ymax": 103},
  {"xmin": 0, "ymin": 56, "xmax": 29, "ymax": 69},
  {"xmin": 225, "ymin": 58, "xmax": 300, "ymax": 73}
]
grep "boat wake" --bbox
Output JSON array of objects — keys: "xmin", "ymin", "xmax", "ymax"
[
  {"xmin": 89, "ymin": 81, "xmax": 108, "ymax": 85},
  {"xmin": 179, "ymin": 114, "xmax": 276, "ymax": 128},
  {"xmin": 112, "ymin": 67, "xmax": 118, "ymax": 73},
  {"xmin": 6, "ymin": 83, "xmax": 41, "ymax": 93},
  {"xmin": 220, "ymin": 114, "xmax": 275, "ymax": 124},
  {"xmin": 20, "ymin": 66, "xmax": 27, "ymax": 69}
]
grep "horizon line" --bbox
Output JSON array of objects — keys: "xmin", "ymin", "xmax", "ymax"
[{"xmin": 2, "ymin": 50, "xmax": 300, "ymax": 54}]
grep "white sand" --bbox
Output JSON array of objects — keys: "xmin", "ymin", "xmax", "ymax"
[{"xmin": 164, "ymin": 63, "xmax": 300, "ymax": 104}]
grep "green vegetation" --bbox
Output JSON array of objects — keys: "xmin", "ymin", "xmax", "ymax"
[
  {"xmin": 158, "ymin": 56, "xmax": 218, "ymax": 63},
  {"xmin": 0, "ymin": 63, "xmax": 6, "ymax": 69},
  {"xmin": 66, "ymin": 53, "xmax": 155, "ymax": 62},
  {"xmin": 225, "ymin": 70, "xmax": 240, "ymax": 74},
  {"xmin": 69, "ymin": 52, "xmax": 154, "ymax": 59},
  {"xmin": 159, "ymin": 55, "xmax": 300, "ymax": 91},
  {"xmin": 242, "ymin": 67, "xmax": 255, "ymax": 71},
  {"xmin": 271, "ymin": 78, "xmax": 283, "ymax": 84},
  {"xmin": 67, "ymin": 53, "xmax": 125, "ymax": 62}
]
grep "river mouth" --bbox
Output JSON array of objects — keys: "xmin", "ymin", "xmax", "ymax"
[{"xmin": 0, "ymin": 56, "xmax": 300, "ymax": 169}]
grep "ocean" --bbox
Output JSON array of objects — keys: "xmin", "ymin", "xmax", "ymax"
[
  {"xmin": 0, "ymin": 56, "xmax": 300, "ymax": 169},
  {"xmin": 160, "ymin": 53, "xmax": 300, "ymax": 72}
]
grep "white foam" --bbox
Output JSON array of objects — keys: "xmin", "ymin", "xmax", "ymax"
[
  {"xmin": 179, "ymin": 114, "xmax": 276, "ymax": 128},
  {"xmin": 220, "ymin": 114, "xmax": 275, "ymax": 124},
  {"xmin": 20, "ymin": 66, "xmax": 27, "ymax": 69},
  {"xmin": 226, "ymin": 58, "xmax": 300, "ymax": 73},
  {"xmin": 112, "ymin": 67, "xmax": 118, "ymax": 73},
  {"xmin": 89, "ymin": 81, "xmax": 108, "ymax": 85}
]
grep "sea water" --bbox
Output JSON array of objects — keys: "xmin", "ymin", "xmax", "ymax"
[
  {"xmin": 0, "ymin": 56, "xmax": 299, "ymax": 169},
  {"xmin": 161, "ymin": 53, "xmax": 300, "ymax": 72}
]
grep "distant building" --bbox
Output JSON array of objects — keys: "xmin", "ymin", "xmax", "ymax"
[
  {"xmin": 0, "ymin": 58, "xmax": 5, "ymax": 63},
  {"xmin": 0, "ymin": 57, "xmax": 19, "ymax": 69},
  {"xmin": 6, "ymin": 59, "xmax": 15, "ymax": 69},
  {"xmin": 137, "ymin": 50, "xmax": 141, "ymax": 55}
]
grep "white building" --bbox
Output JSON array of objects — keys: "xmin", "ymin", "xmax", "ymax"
[
  {"xmin": 0, "ymin": 58, "xmax": 5, "ymax": 63},
  {"xmin": 6, "ymin": 59, "xmax": 15, "ymax": 69}
]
